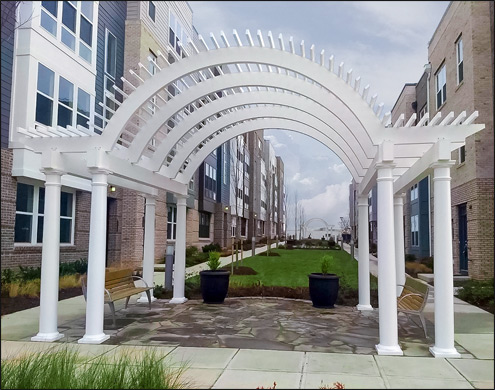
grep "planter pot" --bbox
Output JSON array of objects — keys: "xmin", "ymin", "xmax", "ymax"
[
  {"xmin": 200, "ymin": 270, "xmax": 230, "ymax": 304},
  {"xmin": 308, "ymin": 273, "xmax": 339, "ymax": 308}
]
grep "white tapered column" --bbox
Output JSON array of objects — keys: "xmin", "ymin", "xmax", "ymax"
[
  {"xmin": 32, "ymin": 170, "xmax": 65, "ymax": 342},
  {"xmin": 375, "ymin": 163, "xmax": 403, "ymax": 355},
  {"xmin": 430, "ymin": 162, "xmax": 460, "ymax": 358},
  {"xmin": 170, "ymin": 195, "xmax": 188, "ymax": 304},
  {"xmin": 394, "ymin": 194, "xmax": 406, "ymax": 297},
  {"xmin": 357, "ymin": 196, "xmax": 372, "ymax": 311},
  {"xmin": 138, "ymin": 196, "xmax": 157, "ymax": 303},
  {"xmin": 79, "ymin": 169, "xmax": 111, "ymax": 344}
]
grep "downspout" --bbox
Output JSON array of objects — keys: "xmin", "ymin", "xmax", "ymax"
[{"xmin": 424, "ymin": 62, "xmax": 433, "ymax": 257}]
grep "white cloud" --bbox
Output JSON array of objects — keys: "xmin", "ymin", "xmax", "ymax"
[
  {"xmin": 264, "ymin": 134, "xmax": 286, "ymax": 149},
  {"xmin": 329, "ymin": 163, "xmax": 347, "ymax": 175},
  {"xmin": 299, "ymin": 181, "xmax": 351, "ymax": 227}
]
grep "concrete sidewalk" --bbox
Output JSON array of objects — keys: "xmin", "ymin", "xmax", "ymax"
[{"xmin": 1, "ymin": 243, "xmax": 493, "ymax": 389}]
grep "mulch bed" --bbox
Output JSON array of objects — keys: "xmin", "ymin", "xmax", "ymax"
[{"xmin": 1, "ymin": 287, "xmax": 82, "ymax": 316}]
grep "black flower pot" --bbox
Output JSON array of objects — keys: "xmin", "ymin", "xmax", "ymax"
[
  {"xmin": 200, "ymin": 270, "xmax": 230, "ymax": 304},
  {"xmin": 308, "ymin": 273, "xmax": 339, "ymax": 308}
]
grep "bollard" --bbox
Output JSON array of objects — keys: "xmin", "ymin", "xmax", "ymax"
[{"xmin": 165, "ymin": 245, "xmax": 175, "ymax": 291}]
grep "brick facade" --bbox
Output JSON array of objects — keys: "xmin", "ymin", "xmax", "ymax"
[{"xmin": 1, "ymin": 149, "xmax": 90, "ymax": 269}]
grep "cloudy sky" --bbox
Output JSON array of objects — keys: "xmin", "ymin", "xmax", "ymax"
[{"xmin": 188, "ymin": 1, "xmax": 449, "ymax": 235}]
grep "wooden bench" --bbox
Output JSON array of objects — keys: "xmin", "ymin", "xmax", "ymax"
[
  {"xmin": 81, "ymin": 268, "xmax": 154, "ymax": 327},
  {"xmin": 397, "ymin": 275, "xmax": 430, "ymax": 337}
]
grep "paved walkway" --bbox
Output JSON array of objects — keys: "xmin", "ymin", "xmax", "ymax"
[{"xmin": 1, "ymin": 244, "xmax": 493, "ymax": 389}]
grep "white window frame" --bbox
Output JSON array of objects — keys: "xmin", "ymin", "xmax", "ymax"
[
  {"xmin": 35, "ymin": 62, "xmax": 92, "ymax": 130},
  {"xmin": 168, "ymin": 10, "xmax": 189, "ymax": 57},
  {"xmin": 14, "ymin": 180, "xmax": 76, "ymax": 246},
  {"xmin": 167, "ymin": 205, "xmax": 177, "ymax": 241},
  {"xmin": 435, "ymin": 63, "xmax": 447, "ymax": 109},
  {"xmin": 39, "ymin": 1, "xmax": 96, "ymax": 64},
  {"xmin": 456, "ymin": 36, "xmax": 463, "ymax": 85},
  {"xmin": 411, "ymin": 214, "xmax": 419, "ymax": 247}
]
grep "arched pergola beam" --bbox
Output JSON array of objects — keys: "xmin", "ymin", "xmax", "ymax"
[
  {"xmin": 143, "ymin": 91, "xmax": 373, "ymax": 172},
  {"xmin": 176, "ymin": 118, "xmax": 360, "ymax": 183},
  {"xmin": 166, "ymin": 105, "xmax": 368, "ymax": 179},
  {"xmin": 125, "ymin": 72, "xmax": 375, "ymax": 163},
  {"xmin": 101, "ymin": 46, "xmax": 383, "ymax": 150}
]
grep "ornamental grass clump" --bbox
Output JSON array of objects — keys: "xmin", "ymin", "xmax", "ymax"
[
  {"xmin": 206, "ymin": 251, "xmax": 221, "ymax": 270},
  {"xmin": 1, "ymin": 346, "xmax": 189, "ymax": 389}
]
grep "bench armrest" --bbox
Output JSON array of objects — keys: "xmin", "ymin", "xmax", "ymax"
[
  {"xmin": 104, "ymin": 288, "xmax": 113, "ymax": 302},
  {"xmin": 131, "ymin": 275, "xmax": 153, "ymax": 289},
  {"xmin": 397, "ymin": 292, "xmax": 425, "ymax": 305}
]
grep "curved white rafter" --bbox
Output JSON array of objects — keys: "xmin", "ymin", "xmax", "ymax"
[
  {"xmin": 175, "ymin": 118, "xmax": 362, "ymax": 184},
  {"xmin": 164, "ymin": 105, "xmax": 368, "ymax": 179},
  {"xmin": 101, "ymin": 45, "xmax": 384, "ymax": 151},
  {"xmin": 143, "ymin": 90, "xmax": 372, "ymax": 172},
  {"xmin": 124, "ymin": 71, "xmax": 375, "ymax": 163}
]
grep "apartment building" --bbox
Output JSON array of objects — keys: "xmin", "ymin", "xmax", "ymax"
[
  {"xmin": 427, "ymin": 1, "xmax": 494, "ymax": 279},
  {"xmin": 1, "ymin": 1, "xmax": 286, "ymax": 270}
]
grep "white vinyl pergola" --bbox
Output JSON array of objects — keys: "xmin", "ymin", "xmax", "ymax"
[{"xmin": 14, "ymin": 30, "xmax": 484, "ymax": 357}]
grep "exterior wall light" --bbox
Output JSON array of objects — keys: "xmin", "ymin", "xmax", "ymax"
[{"xmin": 110, "ymin": 186, "xmax": 116, "ymax": 192}]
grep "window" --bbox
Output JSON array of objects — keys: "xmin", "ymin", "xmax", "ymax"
[
  {"xmin": 188, "ymin": 178, "xmax": 195, "ymax": 191},
  {"xmin": 35, "ymin": 63, "xmax": 92, "ymax": 129},
  {"xmin": 39, "ymin": 1, "xmax": 95, "ymax": 64},
  {"xmin": 244, "ymin": 186, "xmax": 249, "ymax": 209},
  {"xmin": 411, "ymin": 214, "xmax": 419, "ymax": 246},
  {"xmin": 148, "ymin": 50, "xmax": 157, "ymax": 116},
  {"xmin": 167, "ymin": 205, "xmax": 177, "ymax": 240},
  {"xmin": 199, "ymin": 212, "xmax": 210, "ymax": 238},
  {"xmin": 459, "ymin": 145, "xmax": 466, "ymax": 164},
  {"xmin": 435, "ymin": 64, "xmax": 446, "ymax": 109},
  {"xmin": 223, "ymin": 144, "xmax": 228, "ymax": 185},
  {"xmin": 456, "ymin": 37, "xmax": 463, "ymax": 84},
  {"xmin": 36, "ymin": 63, "xmax": 55, "ymax": 126},
  {"xmin": 40, "ymin": 1, "xmax": 58, "ymax": 36},
  {"xmin": 15, "ymin": 182, "xmax": 74, "ymax": 244},
  {"xmin": 149, "ymin": 1, "xmax": 156, "ymax": 22},
  {"xmin": 410, "ymin": 183, "xmax": 418, "ymax": 201},
  {"xmin": 204, "ymin": 163, "xmax": 217, "ymax": 200},
  {"xmin": 105, "ymin": 30, "xmax": 117, "ymax": 78},
  {"xmin": 169, "ymin": 11, "xmax": 189, "ymax": 56}
]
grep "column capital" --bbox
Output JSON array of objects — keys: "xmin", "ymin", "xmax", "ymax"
[
  {"xmin": 429, "ymin": 160, "xmax": 456, "ymax": 169},
  {"xmin": 176, "ymin": 194, "xmax": 188, "ymax": 206},
  {"xmin": 145, "ymin": 196, "xmax": 157, "ymax": 206},
  {"xmin": 41, "ymin": 167, "xmax": 66, "ymax": 177},
  {"xmin": 88, "ymin": 167, "xmax": 113, "ymax": 176},
  {"xmin": 393, "ymin": 193, "xmax": 405, "ymax": 205},
  {"xmin": 357, "ymin": 196, "xmax": 369, "ymax": 207}
]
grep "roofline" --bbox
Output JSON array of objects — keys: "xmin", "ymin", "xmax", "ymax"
[
  {"xmin": 428, "ymin": 1, "xmax": 453, "ymax": 48},
  {"xmin": 391, "ymin": 83, "xmax": 417, "ymax": 114}
]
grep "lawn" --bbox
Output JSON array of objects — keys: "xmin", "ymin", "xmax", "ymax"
[{"xmin": 226, "ymin": 249, "xmax": 378, "ymax": 290}]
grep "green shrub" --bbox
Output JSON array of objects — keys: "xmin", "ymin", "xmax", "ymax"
[
  {"xmin": 277, "ymin": 244, "xmax": 286, "ymax": 250},
  {"xmin": 202, "ymin": 243, "xmax": 222, "ymax": 253},
  {"xmin": 321, "ymin": 255, "xmax": 332, "ymax": 275},
  {"xmin": 457, "ymin": 279, "xmax": 494, "ymax": 313},
  {"xmin": 420, "ymin": 256, "xmax": 434, "ymax": 271},
  {"xmin": 17, "ymin": 265, "xmax": 41, "ymax": 282},
  {"xmin": 405, "ymin": 253, "xmax": 416, "ymax": 262},
  {"xmin": 206, "ymin": 251, "xmax": 221, "ymax": 270},
  {"xmin": 1, "ymin": 268, "xmax": 16, "ymax": 285},
  {"xmin": 186, "ymin": 246, "xmax": 199, "ymax": 258}
]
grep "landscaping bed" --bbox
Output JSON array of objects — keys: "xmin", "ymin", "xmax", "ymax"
[{"xmin": 1, "ymin": 287, "xmax": 82, "ymax": 316}]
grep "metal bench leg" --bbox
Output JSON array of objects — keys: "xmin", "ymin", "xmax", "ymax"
[
  {"xmin": 125, "ymin": 296, "xmax": 131, "ymax": 309},
  {"xmin": 419, "ymin": 313, "xmax": 428, "ymax": 338},
  {"xmin": 145, "ymin": 290, "xmax": 152, "ymax": 310},
  {"xmin": 108, "ymin": 302, "xmax": 116, "ymax": 327}
]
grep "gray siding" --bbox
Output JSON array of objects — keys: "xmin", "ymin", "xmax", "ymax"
[
  {"xmin": 94, "ymin": 1, "xmax": 127, "ymax": 129},
  {"xmin": 1, "ymin": 2, "xmax": 16, "ymax": 148}
]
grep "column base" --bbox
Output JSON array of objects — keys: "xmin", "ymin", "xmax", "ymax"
[
  {"xmin": 429, "ymin": 346, "xmax": 461, "ymax": 358},
  {"xmin": 169, "ymin": 297, "xmax": 188, "ymax": 304},
  {"xmin": 375, "ymin": 343, "xmax": 403, "ymax": 355},
  {"xmin": 356, "ymin": 304, "xmax": 373, "ymax": 311},
  {"xmin": 31, "ymin": 332, "xmax": 64, "ymax": 342},
  {"xmin": 78, "ymin": 333, "xmax": 110, "ymax": 344},
  {"xmin": 137, "ymin": 295, "xmax": 157, "ymax": 303}
]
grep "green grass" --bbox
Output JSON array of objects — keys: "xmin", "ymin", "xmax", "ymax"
[
  {"xmin": 226, "ymin": 249, "xmax": 377, "ymax": 289},
  {"xmin": 1, "ymin": 346, "xmax": 189, "ymax": 389}
]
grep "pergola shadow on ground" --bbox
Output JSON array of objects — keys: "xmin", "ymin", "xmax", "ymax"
[
  {"xmin": 60, "ymin": 298, "xmax": 439, "ymax": 356},
  {"xmin": 15, "ymin": 29, "xmax": 485, "ymax": 357}
]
